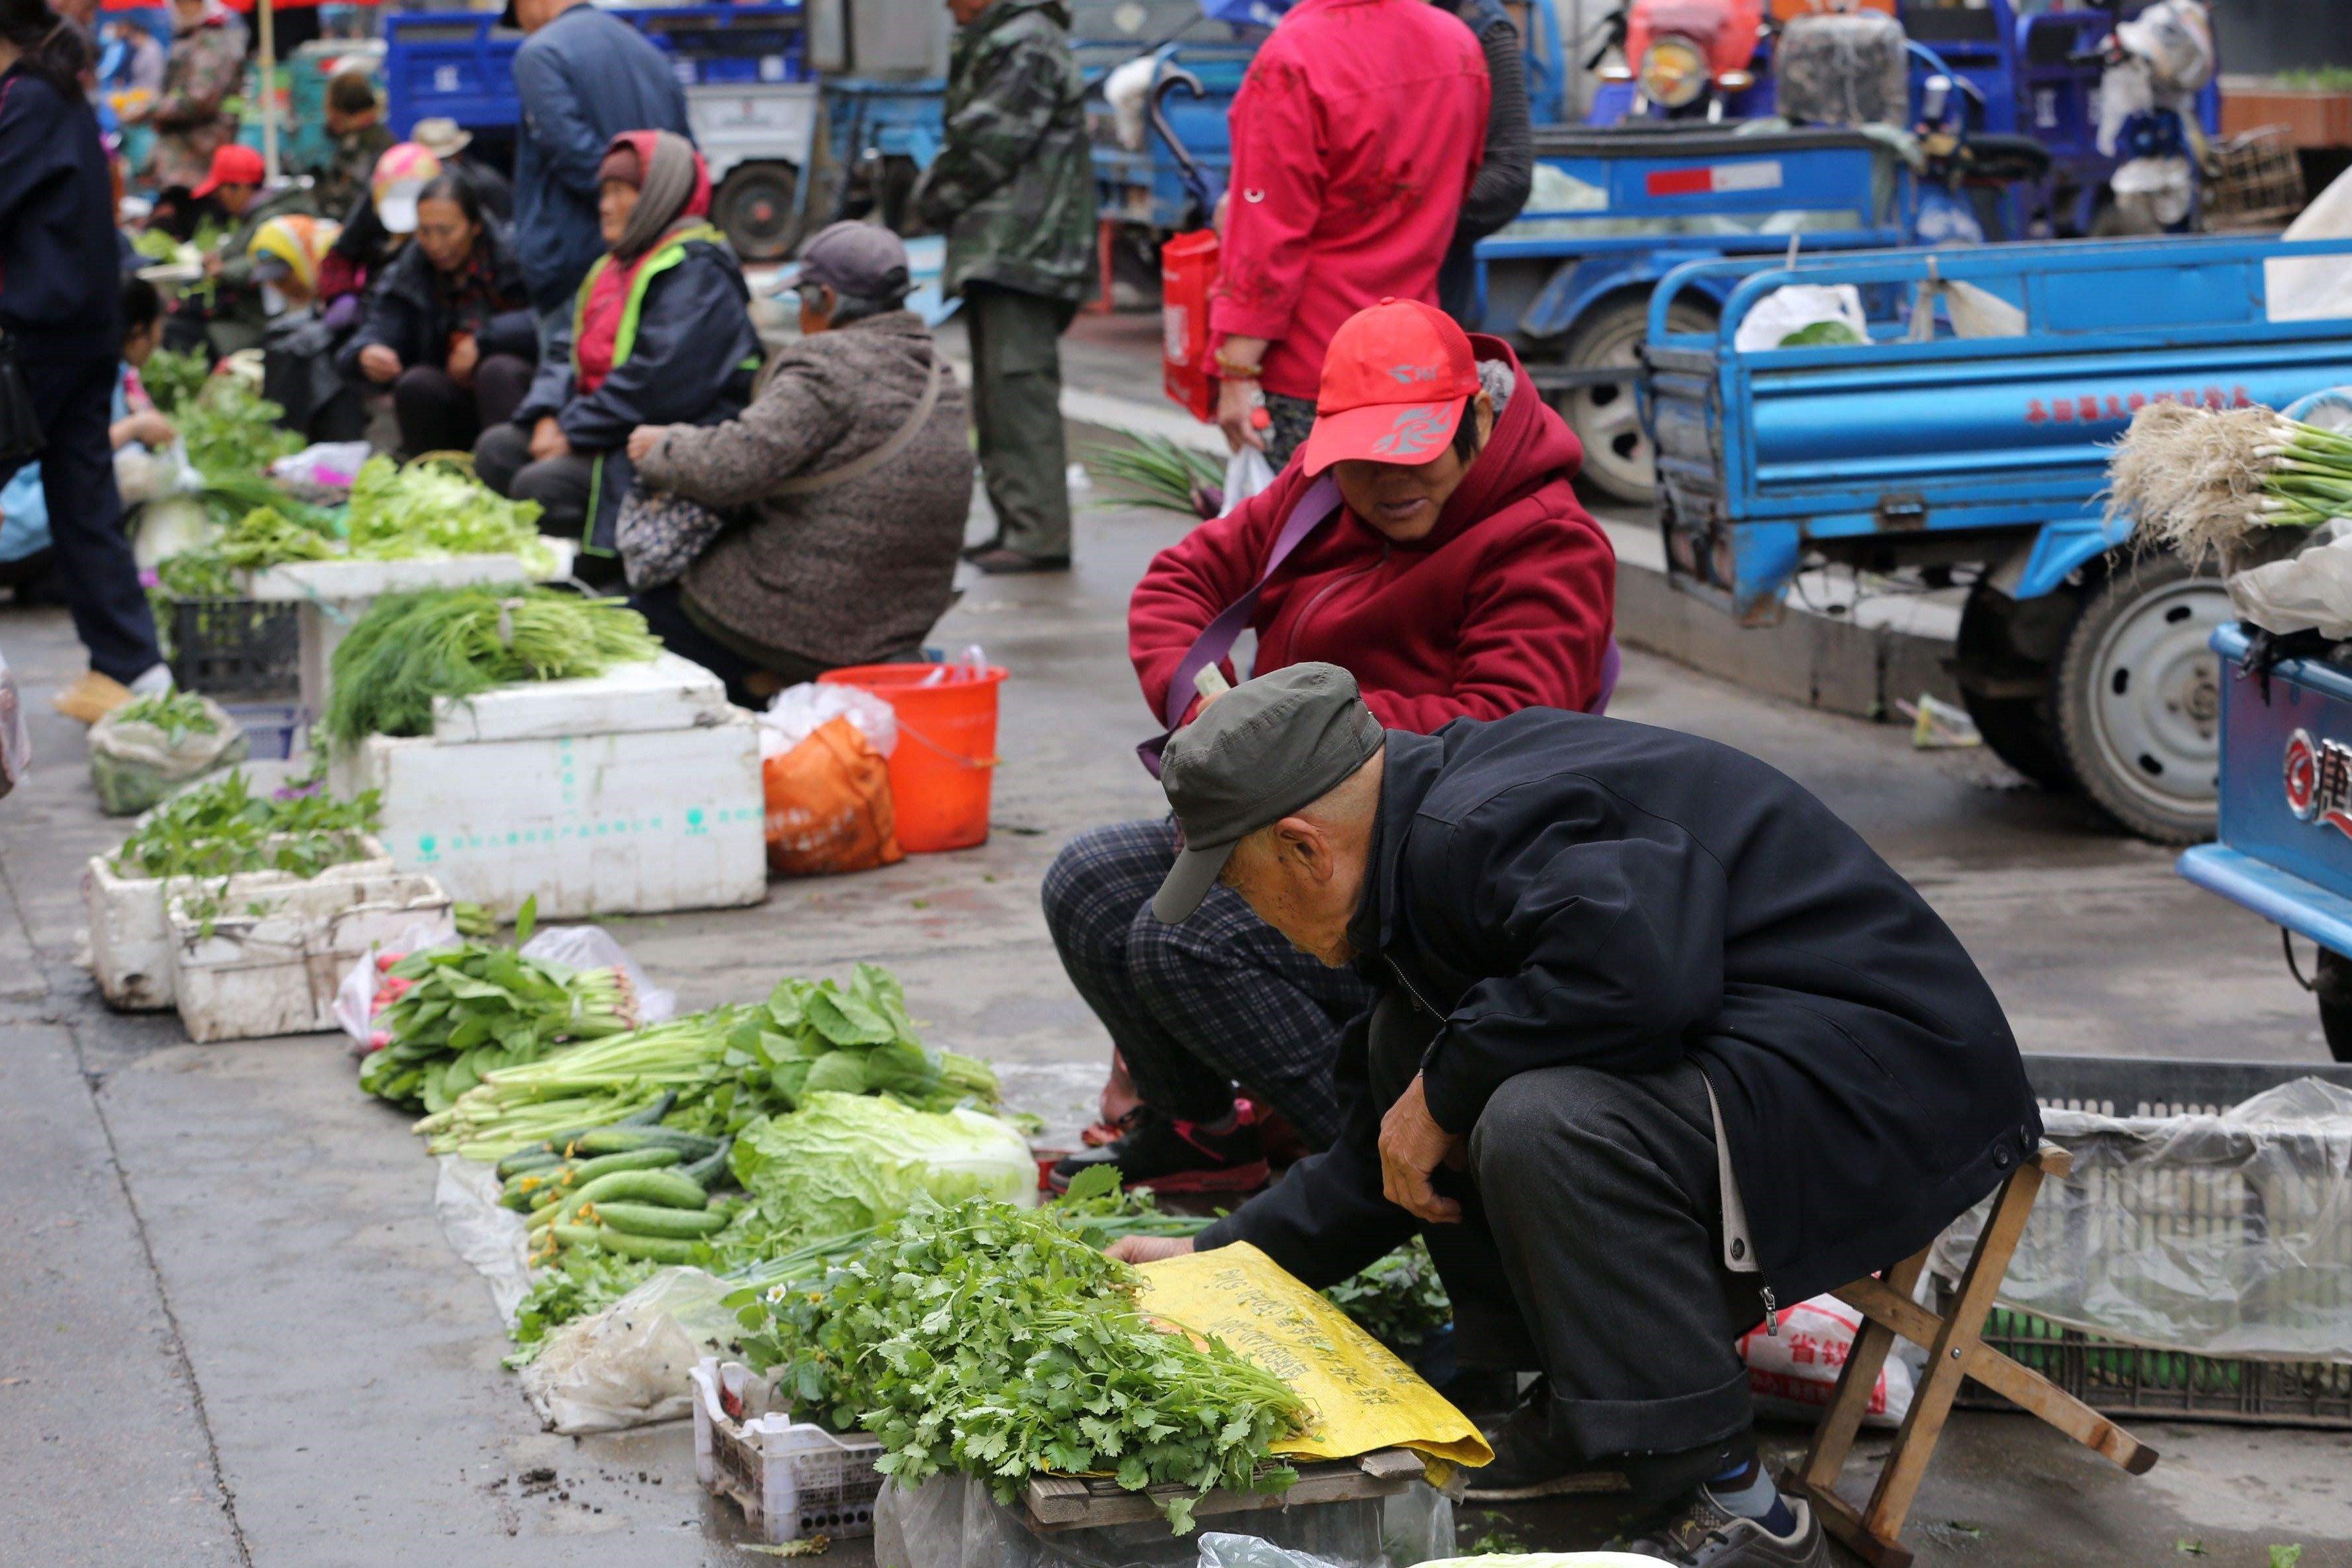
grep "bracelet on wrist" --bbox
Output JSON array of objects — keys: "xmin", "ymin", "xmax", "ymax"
[{"xmin": 1213, "ymin": 352, "xmax": 1263, "ymax": 380}]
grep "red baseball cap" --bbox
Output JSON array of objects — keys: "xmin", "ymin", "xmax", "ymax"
[
  {"xmin": 1297, "ymin": 298, "xmax": 1482, "ymax": 477},
  {"xmin": 192, "ymin": 144, "xmax": 267, "ymax": 200}
]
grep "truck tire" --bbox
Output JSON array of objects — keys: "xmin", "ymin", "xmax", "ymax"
[
  {"xmin": 713, "ymin": 161, "xmax": 800, "ymax": 262},
  {"xmin": 2053, "ymin": 554, "xmax": 2229, "ymax": 844},
  {"xmin": 2314, "ymin": 947, "xmax": 2352, "ymax": 1064},
  {"xmin": 1555, "ymin": 294, "xmax": 1715, "ymax": 505},
  {"xmin": 1954, "ymin": 582, "xmax": 2076, "ymax": 791}
]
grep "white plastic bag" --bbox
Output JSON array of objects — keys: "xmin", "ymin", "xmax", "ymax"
[
  {"xmin": 269, "ymin": 439, "xmax": 374, "ymax": 491},
  {"xmin": 0, "ymin": 646, "xmax": 27, "ymax": 802},
  {"xmin": 1733, "ymin": 284, "xmax": 1868, "ymax": 352},
  {"xmin": 1219, "ymin": 445, "xmax": 1276, "ymax": 517},
  {"xmin": 434, "ymin": 1154, "xmax": 535, "ymax": 1321},
  {"xmin": 518, "ymin": 1266, "xmax": 742, "ymax": 1433},
  {"xmin": 331, "ymin": 918, "xmax": 678, "ymax": 1048},
  {"xmin": 2270, "ymin": 165, "xmax": 2352, "ymax": 323},
  {"xmin": 1736, "ymin": 1293, "xmax": 1916, "ymax": 1430},
  {"xmin": 2229, "ymin": 530, "xmax": 2352, "ymax": 638},
  {"xmin": 87, "ymin": 692, "xmax": 250, "ymax": 816},
  {"xmin": 759, "ymin": 680, "xmax": 899, "ymax": 762}
]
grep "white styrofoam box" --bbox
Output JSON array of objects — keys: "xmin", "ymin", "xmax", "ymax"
[
  {"xmin": 426, "ymin": 652, "xmax": 729, "ymax": 744},
  {"xmin": 83, "ymin": 834, "xmax": 392, "ymax": 1011},
  {"xmin": 690, "ymin": 1358, "xmax": 882, "ymax": 1544},
  {"xmin": 244, "ymin": 547, "xmax": 576, "ymax": 717},
  {"xmin": 333, "ymin": 709, "xmax": 764, "ymax": 920},
  {"xmin": 167, "ymin": 870, "xmax": 451, "ymax": 1043}
]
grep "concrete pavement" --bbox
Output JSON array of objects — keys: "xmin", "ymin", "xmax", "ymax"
[{"xmin": 3, "ymin": 475, "xmax": 2349, "ymax": 1564}]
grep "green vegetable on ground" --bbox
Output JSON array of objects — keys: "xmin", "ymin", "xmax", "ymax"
[
  {"xmin": 729, "ymin": 1194, "xmax": 1310, "ymax": 1532},
  {"xmin": 113, "ymin": 690, "xmax": 221, "ymax": 746},
  {"xmin": 728, "ymin": 1092, "xmax": 1036, "ymax": 1241},
  {"xmin": 1321, "ymin": 1237, "xmax": 1453, "ymax": 1355},
  {"xmin": 109, "ymin": 766, "xmax": 379, "ymax": 884},
  {"xmin": 138, "ymin": 345, "xmax": 211, "ymax": 416},
  {"xmin": 322, "ymin": 586, "xmax": 661, "ymax": 744},
  {"xmin": 345, "ymin": 455, "xmax": 552, "ymax": 570},
  {"xmin": 753, "ymin": 964, "xmax": 1002, "ymax": 1115}
]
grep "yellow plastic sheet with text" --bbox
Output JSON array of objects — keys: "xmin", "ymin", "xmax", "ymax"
[{"xmin": 1137, "ymin": 1243, "xmax": 1494, "ymax": 1473}]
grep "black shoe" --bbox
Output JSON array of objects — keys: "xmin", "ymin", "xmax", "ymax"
[
  {"xmin": 1048, "ymin": 1108, "xmax": 1269, "ymax": 1195},
  {"xmin": 969, "ymin": 547, "xmax": 1072, "ymax": 575},
  {"xmin": 1460, "ymin": 1381, "xmax": 1629, "ymax": 1501},
  {"xmin": 1623, "ymin": 1488, "xmax": 1827, "ymax": 1567},
  {"xmin": 959, "ymin": 535, "xmax": 1003, "ymax": 562}
]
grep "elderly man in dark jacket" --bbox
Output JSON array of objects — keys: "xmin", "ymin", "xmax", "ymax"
[
  {"xmin": 1110, "ymin": 664, "xmax": 2042, "ymax": 1568},
  {"xmin": 916, "ymin": 0, "xmax": 1092, "ymax": 575},
  {"xmin": 623, "ymin": 222, "xmax": 974, "ymax": 706},
  {"xmin": 505, "ymin": 0, "xmax": 692, "ymax": 341}
]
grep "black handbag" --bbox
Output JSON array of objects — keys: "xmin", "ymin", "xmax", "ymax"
[{"xmin": 0, "ymin": 330, "xmax": 43, "ymax": 468}]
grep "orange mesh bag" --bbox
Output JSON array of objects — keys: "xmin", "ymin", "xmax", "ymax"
[{"xmin": 762, "ymin": 715, "xmax": 905, "ymax": 876}]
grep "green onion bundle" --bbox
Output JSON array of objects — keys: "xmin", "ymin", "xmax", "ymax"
[
  {"xmin": 2254, "ymin": 418, "xmax": 2352, "ymax": 526},
  {"xmin": 412, "ymin": 1008, "xmax": 748, "ymax": 1160},
  {"xmin": 322, "ymin": 586, "xmax": 662, "ymax": 744},
  {"xmin": 2108, "ymin": 401, "xmax": 2352, "ymax": 567},
  {"xmin": 1084, "ymin": 429, "xmax": 1224, "ymax": 513}
]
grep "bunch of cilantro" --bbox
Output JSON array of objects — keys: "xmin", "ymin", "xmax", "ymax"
[{"xmin": 731, "ymin": 1185, "xmax": 1307, "ymax": 1532}]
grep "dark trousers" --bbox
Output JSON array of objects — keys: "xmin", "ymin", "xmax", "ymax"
[
  {"xmin": 392, "ymin": 355, "xmax": 532, "ymax": 459},
  {"xmin": 1434, "ymin": 1057, "xmax": 1764, "ymax": 1499},
  {"xmin": 964, "ymin": 281, "xmax": 1075, "ymax": 560},
  {"xmin": 630, "ymin": 583, "xmax": 823, "ymax": 709},
  {"xmin": 471, "ymin": 420, "xmax": 621, "ymax": 587},
  {"xmin": 1042, "ymin": 817, "xmax": 1370, "ymax": 1145},
  {"xmin": 0, "ymin": 339, "xmax": 161, "ymax": 681}
]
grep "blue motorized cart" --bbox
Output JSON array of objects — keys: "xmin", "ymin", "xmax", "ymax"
[
  {"xmin": 2182, "ymin": 623, "xmax": 2352, "ymax": 1062},
  {"xmin": 1635, "ymin": 233, "xmax": 2352, "ymax": 843},
  {"xmin": 382, "ymin": 1, "xmax": 815, "ymax": 258}
]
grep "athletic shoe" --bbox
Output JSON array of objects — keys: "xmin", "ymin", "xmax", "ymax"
[
  {"xmin": 1047, "ymin": 1107, "xmax": 1268, "ymax": 1195},
  {"xmin": 1623, "ymin": 1488, "xmax": 1828, "ymax": 1567},
  {"xmin": 1461, "ymin": 1380, "xmax": 1629, "ymax": 1501}
]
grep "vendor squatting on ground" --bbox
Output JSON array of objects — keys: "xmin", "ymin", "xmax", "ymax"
[{"xmin": 1107, "ymin": 664, "xmax": 2044, "ymax": 1568}]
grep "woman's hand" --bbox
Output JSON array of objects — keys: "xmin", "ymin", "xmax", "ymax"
[
  {"xmin": 625, "ymin": 424, "xmax": 675, "ymax": 464},
  {"xmin": 530, "ymin": 416, "xmax": 573, "ymax": 463},
  {"xmin": 127, "ymin": 409, "xmax": 178, "ymax": 449},
  {"xmin": 445, "ymin": 333, "xmax": 480, "ymax": 387},
  {"xmin": 358, "ymin": 344, "xmax": 403, "ymax": 385},
  {"xmin": 1106, "ymin": 1235, "xmax": 1195, "ymax": 1266},
  {"xmin": 1216, "ymin": 374, "xmax": 1264, "ymax": 455}
]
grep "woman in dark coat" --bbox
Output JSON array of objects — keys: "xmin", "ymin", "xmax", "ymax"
[
  {"xmin": 0, "ymin": 0, "xmax": 167, "ymax": 710},
  {"xmin": 340, "ymin": 173, "xmax": 539, "ymax": 459},
  {"xmin": 473, "ymin": 129, "xmax": 760, "ymax": 586}
]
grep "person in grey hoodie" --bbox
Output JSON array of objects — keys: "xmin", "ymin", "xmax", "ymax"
[{"xmin": 623, "ymin": 222, "xmax": 974, "ymax": 707}]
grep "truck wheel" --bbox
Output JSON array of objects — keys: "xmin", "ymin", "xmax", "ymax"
[
  {"xmin": 2314, "ymin": 947, "xmax": 2352, "ymax": 1063},
  {"xmin": 1954, "ymin": 582, "xmax": 2075, "ymax": 791},
  {"xmin": 1557, "ymin": 295, "xmax": 1714, "ymax": 505},
  {"xmin": 713, "ymin": 161, "xmax": 800, "ymax": 262},
  {"xmin": 2053, "ymin": 555, "xmax": 2229, "ymax": 843}
]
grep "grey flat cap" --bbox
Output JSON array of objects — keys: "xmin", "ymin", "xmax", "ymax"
[
  {"xmin": 1153, "ymin": 663, "xmax": 1385, "ymax": 923},
  {"xmin": 795, "ymin": 219, "xmax": 910, "ymax": 300}
]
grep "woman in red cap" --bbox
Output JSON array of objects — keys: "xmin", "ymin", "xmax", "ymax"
[{"xmin": 1045, "ymin": 298, "xmax": 1617, "ymax": 1196}]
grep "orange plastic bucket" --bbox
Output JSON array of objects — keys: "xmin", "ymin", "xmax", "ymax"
[{"xmin": 818, "ymin": 663, "xmax": 1007, "ymax": 853}]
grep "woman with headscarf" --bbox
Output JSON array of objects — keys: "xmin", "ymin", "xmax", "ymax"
[{"xmin": 473, "ymin": 129, "xmax": 760, "ymax": 586}]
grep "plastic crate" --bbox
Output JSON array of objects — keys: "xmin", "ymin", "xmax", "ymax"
[
  {"xmin": 691, "ymin": 1359, "xmax": 882, "ymax": 1544},
  {"xmin": 223, "ymin": 703, "xmax": 308, "ymax": 762},
  {"xmin": 1948, "ymin": 1054, "xmax": 2352, "ymax": 1430},
  {"xmin": 168, "ymin": 599, "xmax": 300, "ymax": 700}
]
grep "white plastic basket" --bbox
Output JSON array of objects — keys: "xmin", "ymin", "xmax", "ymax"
[{"xmin": 690, "ymin": 1358, "xmax": 883, "ymax": 1544}]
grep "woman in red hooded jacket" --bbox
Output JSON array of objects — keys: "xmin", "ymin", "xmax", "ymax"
[{"xmin": 1045, "ymin": 299, "xmax": 1617, "ymax": 1195}]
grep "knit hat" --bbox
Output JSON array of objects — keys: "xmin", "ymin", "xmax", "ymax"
[{"xmin": 597, "ymin": 143, "xmax": 644, "ymax": 190}]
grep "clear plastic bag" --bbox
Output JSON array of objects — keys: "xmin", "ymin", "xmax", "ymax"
[
  {"xmin": 874, "ymin": 1476, "xmax": 1406, "ymax": 1568},
  {"xmin": 1733, "ymin": 285, "xmax": 1868, "ymax": 352},
  {"xmin": 2227, "ymin": 528, "xmax": 2352, "ymax": 638},
  {"xmin": 760, "ymin": 681, "xmax": 899, "ymax": 762},
  {"xmin": 0, "ymin": 646, "xmax": 27, "ymax": 802},
  {"xmin": 433, "ymin": 1154, "xmax": 534, "ymax": 1321},
  {"xmin": 1219, "ymin": 447, "xmax": 1276, "ymax": 518},
  {"xmin": 518, "ymin": 1266, "xmax": 742, "ymax": 1434},
  {"xmin": 269, "ymin": 440, "xmax": 373, "ymax": 491},
  {"xmin": 87, "ymin": 692, "xmax": 250, "ymax": 816},
  {"xmin": 1930, "ymin": 1077, "xmax": 2352, "ymax": 1360}
]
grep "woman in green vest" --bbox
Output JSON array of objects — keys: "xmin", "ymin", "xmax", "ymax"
[{"xmin": 473, "ymin": 128, "xmax": 761, "ymax": 586}]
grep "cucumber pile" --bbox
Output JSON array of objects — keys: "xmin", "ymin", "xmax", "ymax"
[{"xmin": 497, "ymin": 1102, "xmax": 739, "ymax": 1268}]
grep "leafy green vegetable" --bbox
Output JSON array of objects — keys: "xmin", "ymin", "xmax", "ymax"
[
  {"xmin": 179, "ymin": 376, "xmax": 302, "ymax": 476},
  {"xmin": 752, "ymin": 964, "xmax": 1001, "ymax": 1115},
  {"xmin": 139, "ymin": 345, "xmax": 211, "ymax": 415},
  {"xmin": 322, "ymin": 586, "xmax": 661, "ymax": 744},
  {"xmin": 1322, "ymin": 1237, "xmax": 1453, "ymax": 1354},
  {"xmin": 732, "ymin": 1195, "xmax": 1310, "ymax": 1531},
  {"xmin": 505, "ymin": 1249, "xmax": 663, "ymax": 1365},
  {"xmin": 346, "ymin": 455, "xmax": 552, "ymax": 570},
  {"xmin": 109, "ymin": 766, "xmax": 380, "ymax": 883},
  {"xmin": 729, "ymin": 1094, "xmax": 1035, "ymax": 1240},
  {"xmin": 1083, "ymin": 430, "xmax": 1224, "ymax": 513},
  {"xmin": 1778, "ymin": 320, "xmax": 1864, "ymax": 348},
  {"xmin": 113, "ymin": 690, "xmax": 221, "ymax": 745}
]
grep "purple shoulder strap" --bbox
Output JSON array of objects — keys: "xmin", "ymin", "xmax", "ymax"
[{"xmin": 1136, "ymin": 474, "xmax": 1342, "ymax": 777}]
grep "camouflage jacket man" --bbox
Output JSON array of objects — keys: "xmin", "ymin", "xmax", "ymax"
[{"xmin": 914, "ymin": 0, "xmax": 1093, "ymax": 304}]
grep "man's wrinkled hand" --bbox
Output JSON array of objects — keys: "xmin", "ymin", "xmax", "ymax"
[
  {"xmin": 1380, "ymin": 1073, "xmax": 1464, "ymax": 1224},
  {"xmin": 1106, "ymin": 1235, "xmax": 1194, "ymax": 1265},
  {"xmin": 625, "ymin": 424, "xmax": 674, "ymax": 464}
]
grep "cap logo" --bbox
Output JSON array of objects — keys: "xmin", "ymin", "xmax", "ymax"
[
  {"xmin": 1372, "ymin": 405, "xmax": 1450, "ymax": 458},
  {"xmin": 1386, "ymin": 362, "xmax": 1439, "ymax": 385}
]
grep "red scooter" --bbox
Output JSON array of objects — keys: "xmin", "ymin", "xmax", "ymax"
[{"xmin": 1586, "ymin": 0, "xmax": 1770, "ymax": 122}]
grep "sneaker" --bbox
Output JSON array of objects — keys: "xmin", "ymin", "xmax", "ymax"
[
  {"xmin": 968, "ymin": 547, "xmax": 1072, "ymax": 575},
  {"xmin": 1623, "ymin": 1488, "xmax": 1828, "ymax": 1567},
  {"xmin": 1461, "ymin": 1381, "xmax": 1629, "ymax": 1501},
  {"xmin": 1048, "ymin": 1107, "xmax": 1268, "ymax": 1195}
]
